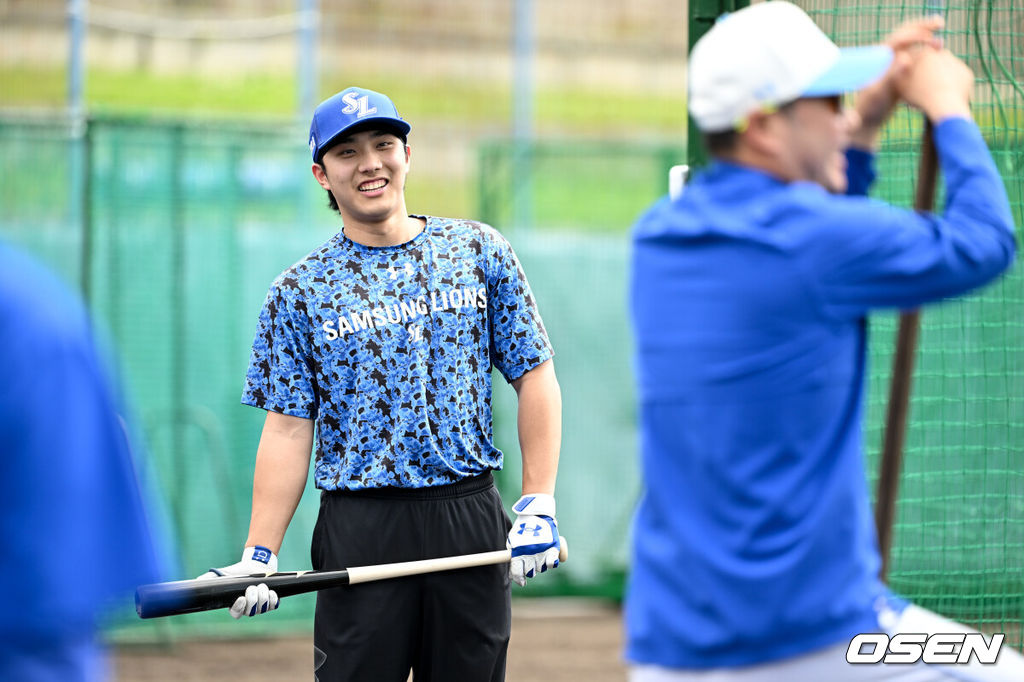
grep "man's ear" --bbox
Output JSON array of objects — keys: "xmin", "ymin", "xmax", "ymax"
[
  {"xmin": 741, "ymin": 110, "xmax": 785, "ymax": 157},
  {"xmin": 311, "ymin": 163, "xmax": 331, "ymax": 191}
]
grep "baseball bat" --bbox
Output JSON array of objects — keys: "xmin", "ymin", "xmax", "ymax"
[
  {"xmin": 136, "ymin": 536, "xmax": 568, "ymax": 619},
  {"xmin": 875, "ymin": 117, "xmax": 938, "ymax": 581}
]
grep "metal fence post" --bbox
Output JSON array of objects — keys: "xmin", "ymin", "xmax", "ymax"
[
  {"xmin": 68, "ymin": 0, "xmax": 90, "ymax": 298},
  {"xmin": 297, "ymin": 0, "xmax": 318, "ymax": 117},
  {"xmin": 512, "ymin": 0, "xmax": 534, "ymax": 230}
]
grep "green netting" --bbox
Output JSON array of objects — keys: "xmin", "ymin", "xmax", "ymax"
[
  {"xmin": 792, "ymin": 0, "xmax": 1024, "ymax": 645},
  {"xmin": 477, "ymin": 140, "xmax": 684, "ymax": 232},
  {"xmin": 0, "ymin": 0, "xmax": 1021, "ymax": 648}
]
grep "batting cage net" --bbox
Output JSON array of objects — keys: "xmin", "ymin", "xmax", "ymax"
[
  {"xmin": 0, "ymin": 0, "xmax": 1021, "ymax": 645},
  {"xmin": 799, "ymin": 0, "xmax": 1024, "ymax": 645}
]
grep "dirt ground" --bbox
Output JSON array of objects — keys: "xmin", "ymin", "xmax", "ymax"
[{"xmin": 113, "ymin": 599, "xmax": 627, "ymax": 681}]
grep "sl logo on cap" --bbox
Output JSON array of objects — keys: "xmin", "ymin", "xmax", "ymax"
[
  {"xmin": 341, "ymin": 92, "xmax": 377, "ymax": 118},
  {"xmin": 309, "ymin": 134, "xmax": 317, "ymax": 154}
]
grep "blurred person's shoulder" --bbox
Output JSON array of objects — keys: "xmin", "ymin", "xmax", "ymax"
[{"xmin": 0, "ymin": 242, "xmax": 91, "ymax": 347}]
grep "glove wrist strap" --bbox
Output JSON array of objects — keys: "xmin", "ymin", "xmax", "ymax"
[
  {"xmin": 242, "ymin": 545, "xmax": 278, "ymax": 572},
  {"xmin": 512, "ymin": 493, "xmax": 556, "ymax": 518}
]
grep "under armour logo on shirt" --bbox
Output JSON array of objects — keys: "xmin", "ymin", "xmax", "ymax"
[{"xmin": 389, "ymin": 263, "xmax": 416, "ymax": 280}]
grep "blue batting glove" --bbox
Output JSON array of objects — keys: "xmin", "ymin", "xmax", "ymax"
[{"xmin": 507, "ymin": 494, "xmax": 560, "ymax": 587}]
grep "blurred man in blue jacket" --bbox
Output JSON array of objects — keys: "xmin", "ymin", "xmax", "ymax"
[
  {"xmin": 627, "ymin": 3, "xmax": 1022, "ymax": 680},
  {"xmin": 0, "ymin": 243, "xmax": 165, "ymax": 681}
]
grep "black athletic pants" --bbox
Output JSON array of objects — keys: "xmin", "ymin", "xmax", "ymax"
[{"xmin": 311, "ymin": 472, "xmax": 512, "ymax": 682}]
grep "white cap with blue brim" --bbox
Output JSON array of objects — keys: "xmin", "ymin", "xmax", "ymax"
[{"xmin": 688, "ymin": 1, "xmax": 893, "ymax": 133}]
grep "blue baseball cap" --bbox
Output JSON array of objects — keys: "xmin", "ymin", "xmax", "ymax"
[{"xmin": 308, "ymin": 87, "xmax": 412, "ymax": 163}]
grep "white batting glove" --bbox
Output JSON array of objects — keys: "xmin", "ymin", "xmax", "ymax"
[
  {"xmin": 196, "ymin": 545, "xmax": 280, "ymax": 619},
  {"xmin": 507, "ymin": 494, "xmax": 561, "ymax": 587}
]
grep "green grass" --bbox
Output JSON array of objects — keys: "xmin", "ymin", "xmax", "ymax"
[
  {"xmin": 476, "ymin": 141, "xmax": 684, "ymax": 231},
  {"xmin": 0, "ymin": 67, "xmax": 297, "ymax": 118},
  {"xmin": 6, "ymin": 66, "xmax": 1019, "ymax": 234},
  {"xmin": 0, "ymin": 66, "xmax": 685, "ymax": 134},
  {"xmin": 0, "ymin": 66, "xmax": 684, "ymax": 227},
  {"xmin": 405, "ymin": 176, "xmax": 474, "ymax": 224}
]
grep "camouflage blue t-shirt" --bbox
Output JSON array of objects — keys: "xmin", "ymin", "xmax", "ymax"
[{"xmin": 242, "ymin": 216, "xmax": 553, "ymax": 490}]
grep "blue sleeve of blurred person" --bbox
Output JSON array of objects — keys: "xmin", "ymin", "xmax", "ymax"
[
  {"xmin": 807, "ymin": 118, "xmax": 1016, "ymax": 318},
  {"xmin": 0, "ymin": 243, "xmax": 166, "ymax": 680},
  {"xmin": 844, "ymin": 147, "xmax": 875, "ymax": 197}
]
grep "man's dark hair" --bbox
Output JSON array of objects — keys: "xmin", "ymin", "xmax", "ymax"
[
  {"xmin": 703, "ymin": 130, "xmax": 739, "ymax": 156},
  {"xmin": 325, "ymin": 185, "xmax": 340, "ymax": 213},
  {"xmin": 318, "ymin": 127, "xmax": 408, "ymax": 215},
  {"xmin": 704, "ymin": 98, "xmax": 807, "ymax": 157}
]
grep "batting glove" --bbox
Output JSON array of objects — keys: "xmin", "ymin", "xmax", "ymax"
[
  {"xmin": 507, "ymin": 494, "xmax": 560, "ymax": 587},
  {"xmin": 196, "ymin": 545, "xmax": 280, "ymax": 619}
]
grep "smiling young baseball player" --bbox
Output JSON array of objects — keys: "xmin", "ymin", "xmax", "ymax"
[
  {"xmin": 627, "ymin": 3, "xmax": 1023, "ymax": 681},
  {"xmin": 199, "ymin": 86, "xmax": 563, "ymax": 681}
]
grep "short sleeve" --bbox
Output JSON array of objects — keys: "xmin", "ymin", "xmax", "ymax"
[
  {"xmin": 241, "ymin": 279, "xmax": 318, "ymax": 417},
  {"xmin": 486, "ymin": 235, "xmax": 554, "ymax": 382}
]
